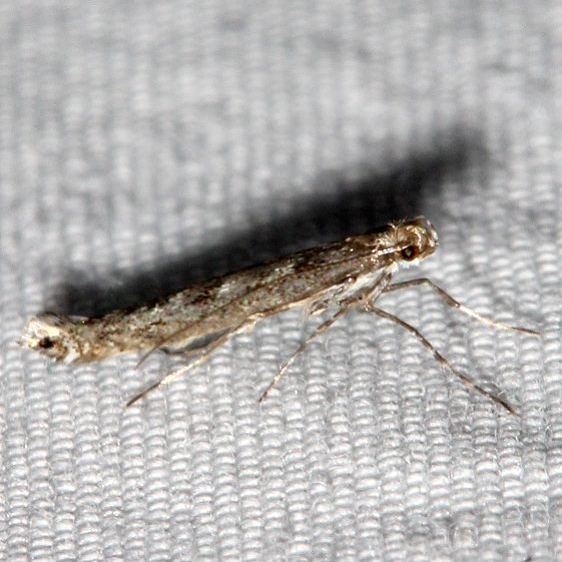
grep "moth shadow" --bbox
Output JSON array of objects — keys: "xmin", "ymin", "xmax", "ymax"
[{"xmin": 49, "ymin": 128, "xmax": 485, "ymax": 317}]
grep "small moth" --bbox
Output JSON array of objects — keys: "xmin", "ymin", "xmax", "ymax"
[{"xmin": 19, "ymin": 217, "xmax": 538, "ymax": 412}]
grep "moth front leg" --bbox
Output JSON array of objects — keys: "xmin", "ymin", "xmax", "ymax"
[{"xmin": 384, "ymin": 278, "xmax": 538, "ymax": 335}]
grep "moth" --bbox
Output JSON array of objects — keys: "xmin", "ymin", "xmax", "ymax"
[{"xmin": 19, "ymin": 217, "xmax": 538, "ymax": 412}]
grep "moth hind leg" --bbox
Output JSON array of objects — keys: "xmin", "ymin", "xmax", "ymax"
[
  {"xmin": 127, "ymin": 314, "xmax": 267, "ymax": 407},
  {"xmin": 159, "ymin": 330, "xmax": 230, "ymax": 357}
]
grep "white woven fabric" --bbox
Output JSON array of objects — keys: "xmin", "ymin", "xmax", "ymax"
[{"xmin": 1, "ymin": 1, "xmax": 561, "ymax": 560}]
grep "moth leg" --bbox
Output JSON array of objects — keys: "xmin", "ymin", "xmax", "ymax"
[
  {"xmin": 159, "ymin": 346, "xmax": 201, "ymax": 359},
  {"xmin": 384, "ymin": 278, "xmax": 539, "ymax": 335},
  {"xmin": 160, "ymin": 347, "xmax": 197, "ymax": 357},
  {"xmin": 135, "ymin": 328, "xmax": 228, "ymax": 368},
  {"xmin": 159, "ymin": 330, "xmax": 229, "ymax": 357},
  {"xmin": 259, "ymin": 274, "xmax": 394, "ymax": 402},
  {"xmin": 126, "ymin": 313, "xmax": 267, "ymax": 407},
  {"xmin": 365, "ymin": 304, "xmax": 516, "ymax": 414},
  {"xmin": 136, "ymin": 331, "xmax": 206, "ymax": 367},
  {"xmin": 258, "ymin": 306, "xmax": 349, "ymax": 403}
]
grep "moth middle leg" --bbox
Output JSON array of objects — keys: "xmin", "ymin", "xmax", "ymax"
[
  {"xmin": 258, "ymin": 306, "xmax": 350, "ymax": 402},
  {"xmin": 363, "ymin": 303, "xmax": 516, "ymax": 414}
]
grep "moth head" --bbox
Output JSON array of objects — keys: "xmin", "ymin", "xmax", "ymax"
[
  {"xmin": 392, "ymin": 216, "xmax": 439, "ymax": 264},
  {"xmin": 18, "ymin": 313, "xmax": 85, "ymax": 363}
]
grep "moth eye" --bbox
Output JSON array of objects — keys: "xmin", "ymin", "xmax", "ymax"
[{"xmin": 400, "ymin": 245, "xmax": 419, "ymax": 260}]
